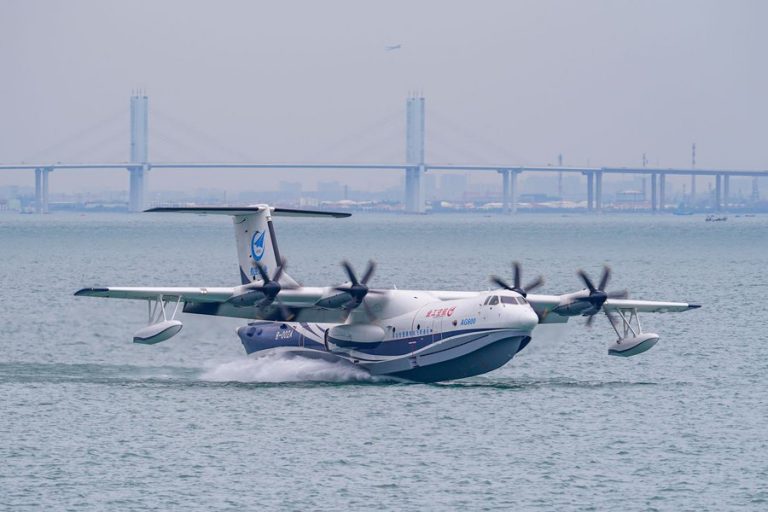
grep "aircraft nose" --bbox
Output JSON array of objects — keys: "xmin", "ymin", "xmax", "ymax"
[{"xmin": 521, "ymin": 305, "xmax": 539, "ymax": 330}]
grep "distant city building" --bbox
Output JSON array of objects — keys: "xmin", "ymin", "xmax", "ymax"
[
  {"xmin": 439, "ymin": 174, "xmax": 467, "ymax": 201},
  {"xmin": 279, "ymin": 181, "xmax": 303, "ymax": 201},
  {"xmin": 616, "ymin": 190, "xmax": 644, "ymax": 202},
  {"xmin": 316, "ymin": 181, "xmax": 345, "ymax": 201}
]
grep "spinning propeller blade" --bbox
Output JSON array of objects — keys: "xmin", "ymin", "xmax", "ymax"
[
  {"xmin": 334, "ymin": 260, "xmax": 382, "ymax": 321},
  {"xmin": 598, "ymin": 266, "xmax": 611, "ymax": 291},
  {"xmin": 491, "ymin": 261, "xmax": 544, "ymax": 297},
  {"xmin": 577, "ymin": 269, "xmax": 597, "ymax": 293},
  {"xmin": 576, "ymin": 265, "xmax": 628, "ymax": 327},
  {"xmin": 335, "ymin": 260, "xmax": 376, "ymax": 309},
  {"xmin": 230, "ymin": 258, "xmax": 297, "ymax": 320}
]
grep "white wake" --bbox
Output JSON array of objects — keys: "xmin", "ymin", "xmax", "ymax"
[{"xmin": 200, "ymin": 352, "xmax": 375, "ymax": 383}]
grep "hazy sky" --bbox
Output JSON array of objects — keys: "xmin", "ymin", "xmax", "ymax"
[{"xmin": 1, "ymin": 0, "xmax": 766, "ymax": 194}]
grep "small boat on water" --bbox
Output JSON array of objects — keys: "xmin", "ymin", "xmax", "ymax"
[{"xmin": 705, "ymin": 214, "xmax": 727, "ymax": 222}]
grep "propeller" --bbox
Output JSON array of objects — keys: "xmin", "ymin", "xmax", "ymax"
[
  {"xmin": 229, "ymin": 259, "xmax": 297, "ymax": 320},
  {"xmin": 490, "ymin": 261, "xmax": 544, "ymax": 298},
  {"xmin": 334, "ymin": 260, "xmax": 383, "ymax": 321},
  {"xmin": 576, "ymin": 265, "xmax": 628, "ymax": 326},
  {"xmin": 248, "ymin": 260, "xmax": 286, "ymax": 308}
]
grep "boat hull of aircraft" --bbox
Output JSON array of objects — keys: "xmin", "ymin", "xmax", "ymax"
[
  {"xmin": 237, "ymin": 322, "xmax": 531, "ymax": 382},
  {"xmin": 237, "ymin": 321, "xmax": 531, "ymax": 383}
]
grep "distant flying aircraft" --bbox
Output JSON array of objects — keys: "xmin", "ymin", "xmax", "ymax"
[
  {"xmin": 385, "ymin": 44, "xmax": 402, "ymax": 51},
  {"xmin": 75, "ymin": 205, "xmax": 701, "ymax": 383}
]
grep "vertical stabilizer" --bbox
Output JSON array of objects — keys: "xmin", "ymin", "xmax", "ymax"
[
  {"xmin": 144, "ymin": 205, "xmax": 350, "ymax": 285},
  {"xmin": 232, "ymin": 206, "xmax": 280, "ymax": 284}
]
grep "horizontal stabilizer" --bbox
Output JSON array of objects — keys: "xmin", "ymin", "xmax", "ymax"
[{"xmin": 144, "ymin": 206, "xmax": 351, "ymax": 218}]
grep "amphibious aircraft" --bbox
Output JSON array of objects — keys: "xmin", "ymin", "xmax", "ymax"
[{"xmin": 75, "ymin": 206, "xmax": 700, "ymax": 383}]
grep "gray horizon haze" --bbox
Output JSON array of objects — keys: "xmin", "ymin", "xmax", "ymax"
[{"xmin": 1, "ymin": 0, "xmax": 767, "ymax": 195}]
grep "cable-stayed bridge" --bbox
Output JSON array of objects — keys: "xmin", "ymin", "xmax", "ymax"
[{"xmin": 1, "ymin": 94, "xmax": 766, "ymax": 213}]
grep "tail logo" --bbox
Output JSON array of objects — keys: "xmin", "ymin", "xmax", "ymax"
[{"xmin": 250, "ymin": 231, "xmax": 266, "ymax": 261}]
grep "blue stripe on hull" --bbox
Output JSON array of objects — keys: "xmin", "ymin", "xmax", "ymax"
[
  {"xmin": 328, "ymin": 327, "xmax": 506, "ymax": 357},
  {"xmin": 388, "ymin": 336, "xmax": 529, "ymax": 383},
  {"xmin": 237, "ymin": 322, "xmax": 532, "ymax": 383}
]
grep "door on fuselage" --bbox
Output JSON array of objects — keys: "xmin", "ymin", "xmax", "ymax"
[
  {"xmin": 430, "ymin": 313, "xmax": 443, "ymax": 345},
  {"xmin": 421, "ymin": 303, "xmax": 455, "ymax": 345},
  {"xmin": 407, "ymin": 305, "xmax": 444, "ymax": 368}
]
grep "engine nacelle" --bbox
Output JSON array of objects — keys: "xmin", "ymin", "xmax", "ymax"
[
  {"xmin": 608, "ymin": 333, "xmax": 659, "ymax": 357},
  {"xmin": 133, "ymin": 320, "xmax": 183, "ymax": 344},
  {"xmin": 552, "ymin": 300, "xmax": 594, "ymax": 317},
  {"xmin": 227, "ymin": 290, "xmax": 263, "ymax": 307}
]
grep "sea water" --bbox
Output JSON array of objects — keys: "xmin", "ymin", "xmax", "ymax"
[{"xmin": 1, "ymin": 212, "xmax": 766, "ymax": 511}]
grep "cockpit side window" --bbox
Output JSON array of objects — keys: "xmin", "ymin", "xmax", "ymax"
[
  {"xmin": 483, "ymin": 296, "xmax": 491, "ymax": 305},
  {"xmin": 501, "ymin": 296, "xmax": 518, "ymax": 305},
  {"xmin": 488, "ymin": 295, "xmax": 499, "ymax": 306}
]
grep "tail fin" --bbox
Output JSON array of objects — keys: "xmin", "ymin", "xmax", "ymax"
[
  {"xmin": 145, "ymin": 206, "xmax": 350, "ymax": 285},
  {"xmin": 232, "ymin": 208, "xmax": 280, "ymax": 284}
]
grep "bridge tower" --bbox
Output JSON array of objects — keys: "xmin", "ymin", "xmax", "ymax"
[
  {"xmin": 34, "ymin": 166, "xmax": 52, "ymax": 213},
  {"xmin": 129, "ymin": 93, "xmax": 149, "ymax": 212},
  {"xmin": 405, "ymin": 95, "xmax": 426, "ymax": 213},
  {"xmin": 690, "ymin": 143, "xmax": 697, "ymax": 205}
]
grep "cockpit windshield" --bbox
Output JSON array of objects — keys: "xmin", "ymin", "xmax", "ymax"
[
  {"xmin": 500, "ymin": 296, "xmax": 529, "ymax": 305},
  {"xmin": 488, "ymin": 295, "xmax": 499, "ymax": 306}
]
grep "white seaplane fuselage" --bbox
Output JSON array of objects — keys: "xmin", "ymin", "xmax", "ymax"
[
  {"xmin": 237, "ymin": 289, "xmax": 539, "ymax": 382},
  {"xmin": 74, "ymin": 205, "xmax": 701, "ymax": 384}
]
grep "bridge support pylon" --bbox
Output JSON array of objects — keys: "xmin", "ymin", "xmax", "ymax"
[
  {"xmin": 34, "ymin": 167, "xmax": 52, "ymax": 213},
  {"xmin": 129, "ymin": 93, "xmax": 149, "ymax": 212},
  {"xmin": 35, "ymin": 168, "xmax": 42, "ymax": 213},
  {"xmin": 715, "ymin": 174, "xmax": 722, "ymax": 211},
  {"xmin": 404, "ymin": 165, "xmax": 426, "ymax": 214},
  {"xmin": 405, "ymin": 95, "xmax": 425, "ymax": 213},
  {"xmin": 129, "ymin": 164, "xmax": 149, "ymax": 213},
  {"xmin": 42, "ymin": 167, "xmax": 50, "ymax": 213},
  {"xmin": 651, "ymin": 173, "xmax": 658, "ymax": 212},
  {"xmin": 500, "ymin": 169, "xmax": 510, "ymax": 214},
  {"xmin": 595, "ymin": 170, "xmax": 603, "ymax": 212},
  {"xmin": 498, "ymin": 168, "xmax": 520, "ymax": 214}
]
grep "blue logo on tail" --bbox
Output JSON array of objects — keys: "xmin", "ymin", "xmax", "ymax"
[{"xmin": 251, "ymin": 231, "xmax": 266, "ymax": 261}]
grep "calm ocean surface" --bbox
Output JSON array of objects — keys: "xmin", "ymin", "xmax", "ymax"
[{"xmin": 1, "ymin": 212, "xmax": 766, "ymax": 511}]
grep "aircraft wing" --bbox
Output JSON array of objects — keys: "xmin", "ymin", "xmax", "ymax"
[
  {"xmin": 75, "ymin": 286, "xmax": 237, "ymax": 302},
  {"xmin": 524, "ymin": 294, "xmax": 699, "ymax": 323},
  {"xmin": 525, "ymin": 294, "xmax": 570, "ymax": 323},
  {"xmin": 74, "ymin": 285, "xmax": 348, "ymax": 322},
  {"xmin": 602, "ymin": 299, "xmax": 700, "ymax": 313}
]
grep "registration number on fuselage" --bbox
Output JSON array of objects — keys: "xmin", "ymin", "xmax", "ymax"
[
  {"xmin": 275, "ymin": 330, "xmax": 293, "ymax": 340},
  {"xmin": 460, "ymin": 317, "xmax": 476, "ymax": 326}
]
